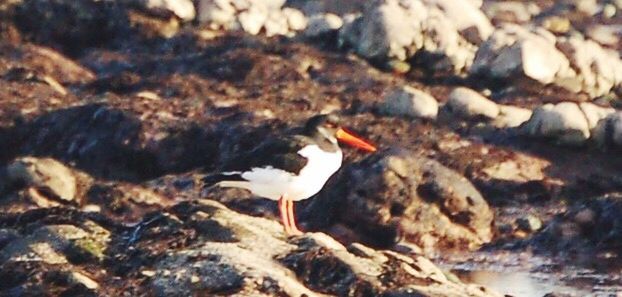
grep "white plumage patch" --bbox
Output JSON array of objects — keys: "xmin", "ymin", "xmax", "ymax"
[{"xmin": 217, "ymin": 145, "xmax": 343, "ymax": 201}]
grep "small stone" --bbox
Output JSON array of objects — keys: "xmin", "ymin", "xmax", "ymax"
[
  {"xmin": 142, "ymin": 270, "xmax": 157, "ymax": 277},
  {"xmin": 386, "ymin": 60, "xmax": 411, "ymax": 74},
  {"xmin": 516, "ymin": 215, "xmax": 542, "ymax": 232},
  {"xmin": 574, "ymin": 208, "xmax": 595, "ymax": 225},
  {"xmin": 82, "ymin": 204, "xmax": 101, "ymax": 213},
  {"xmin": 304, "ymin": 13, "xmax": 343, "ymax": 37},
  {"xmin": 593, "ymin": 112, "xmax": 622, "ymax": 147},
  {"xmin": 541, "ymin": 16, "xmax": 571, "ymax": 34},
  {"xmin": 578, "ymin": 102, "xmax": 614, "ymax": 130},
  {"xmin": 144, "ymin": 0, "xmax": 196, "ymax": 21},
  {"xmin": 603, "ymin": 4, "xmax": 617, "ymax": 19},
  {"xmin": 446, "ymin": 87, "xmax": 499, "ymax": 119},
  {"xmin": 483, "ymin": 1, "xmax": 540, "ymax": 23},
  {"xmin": 381, "ymin": 86, "xmax": 439, "ymax": 120},
  {"xmin": 282, "ymin": 7, "xmax": 306, "ymax": 31},
  {"xmin": 264, "ymin": 10, "xmax": 289, "ymax": 37},
  {"xmin": 238, "ymin": 6, "xmax": 268, "ymax": 35},
  {"xmin": 70, "ymin": 271, "xmax": 99, "ymax": 290},
  {"xmin": 136, "ymin": 91, "xmax": 161, "ymax": 100},
  {"xmin": 190, "ymin": 275, "xmax": 200, "ymax": 283},
  {"xmin": 586, "ymin": 25, "xmax": 622, "ymax": 47},
  {"xmin": 521, "ymin": 102, "xmax": 590, "ymax": 145},
  {"xmin": 493, "ymin": 105, "xmax": 532, "ymax": 128}
]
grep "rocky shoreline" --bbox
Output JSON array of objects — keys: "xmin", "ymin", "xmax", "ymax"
[{"xmin": 1, "ymin": 0, "xmax": 622, "ymax": 296}]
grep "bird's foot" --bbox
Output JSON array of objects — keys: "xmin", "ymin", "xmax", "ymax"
[{"xmin": 285, "ymin": 224, "xmax": 304, "ymax": 236}]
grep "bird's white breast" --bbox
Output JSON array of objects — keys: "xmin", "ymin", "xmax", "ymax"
[{"xmin": 235, "ymin": 145, "xmax": 343, "ymax": 201}]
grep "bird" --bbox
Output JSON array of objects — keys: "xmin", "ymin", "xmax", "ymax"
[{"xmin": 203, "ymin": 114, "xmax": 377, "ymax": 235}]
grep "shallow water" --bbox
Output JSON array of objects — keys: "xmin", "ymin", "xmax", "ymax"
[{"xmin": 436, "ymin": 251, "xmax": 622, "ymax": 297}]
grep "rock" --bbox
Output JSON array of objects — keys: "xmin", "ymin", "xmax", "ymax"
[
  {"xmin": 534, "ymin": 196, "xmax": 622, "ymax": 254},
  {"xmin": 423, "ymin": 0, "xmax": 494, "ymax": 43},
  {"xmin": 1, "ymin": 222, "xmax": 110, "ymax": 264},
  {"xmin": 573, "ymin": 0, "xmax": 600, "ymax": 15},
  {"xmin": 585, "ymin": 25, "xmax": 622, "ymax": 47},
  {"xmin": 381, "ymin": 86, "xmax": 439, "ymax": 120},
  {"xmin": 264, "ymin": 10, "xmax": 290, "ymax": 37},
  {"xmin": 446, "ymin": 87, "xmax": 499, "ymax": 120},
  {"xmin": 516, "ymin": 215, "xmax": 543, "ymax": 232},
  {"xmin": 69, "ymin": 271, "xmax": 99, "ymax": 290},
  {"xmin": 492, "ymin": 105, "xmax": 533, "ymax": 128},
  {"xmin": 602, "ymin": 3, "xmax": 617, "ymax": 18},
  {"xmin": 5, "ymin": 157, "xmax": 78, "ymax": 203},
  {"xmin": 196, "ymin": 0, "xmax": 236, "ymax": 28},
  {"xmin": 152, "ymin": 251, "xmax": 245, "ymax": 296},
  {"xmin": 540, "ymin": 16, "xmax": 572, "ymax": 34},
  {"xmin": 578, "ymin": 102, "xmax": 615, "ymax": 131},
  {"xmin": 238, "ymin": 5, "xmax": 268, "ymax": 35},
  {"xmin": 14, "ymin": 104, "xmax": 216, "ymax": 181},
  {"xmin": 474, "ymin": 24, "xmax": 622, "ymax": 98},
  {"xmin": 556, "ymin": 36, "xmax": 622, "ymax": 98},
  {"xmin": 480, "ymin": 155, "xmax": 546, "ymax": 183},
  {"xmin": 482, "ymin": 1, "xmax": 541, "ymax": 23},
  {"xmin": 381, "ymin": 60, "xmax": 409, "ymax": 75},
  {"xmin": 592, "ymin": 112, "xmax": 622, "ymax": 147},
  {"xmin": 0, "ymin": 229, "xmax": 19, "ymax": 251},
  {"xmin": 282, "ymin": 7, "xmax": 307, "ymax": 31},
  {"xmin": 196, "ymin": 0, "xmax": 303, "ymax": 36},
  {"xmin": 148, "ymin": 200, "xmax": 500, "ymax": 297},
  {"xmin": 304, "ymin": 13, "xmax": 343, "ymax": 37},
  {"xmin": 142, "ymin": 0, "xmax": 196, "ymax": 21},
  {"xmin": 471, "ymin": 24, "xmax": 575, "ymax": 87},
  {"xmin": 339, "ymin": 0, "xmax": 478, "ymax": 73},
  {"xmin": 521, "ymin": 102, "xmax": 590, "ymax": 145},
  {"xmin": 12, "ymin": 0, "xmax": 129, "ymax": 53},
  {"xmin": 304, "ymin": 151, "xmax": 494, "ymax": 252}
]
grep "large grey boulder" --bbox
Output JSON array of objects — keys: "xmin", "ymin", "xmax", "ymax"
[
  {"xmin": 305, "ymin": 151, "xmax": 494, "ymax": 252},
  {"xmin": 520, "ymin": 102, "xmax": 614, "ymax": 145},
  {"xmin": 556, "ymin": 36, "xmax": 622, "ymax": 98},
  {"xmin": 471, "ymin": 24, "xmax": 575, "ymax": 86},
  {"xmin": 472, "ymin": 24, "xmax": 622, "ymax": 99},
  {"xmin": 339, "ymin": 0, "xmax": 480, "ymax": 73}
]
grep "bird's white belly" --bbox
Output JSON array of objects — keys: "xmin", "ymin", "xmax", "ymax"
[{"xmin": 233, "ymin": 145, "xmax": 343, "ymax": 201}]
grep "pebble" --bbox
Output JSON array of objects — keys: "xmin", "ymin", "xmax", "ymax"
[
  {"xmin": 446, "ymin": 87, "xmax": 499, "ymax": 119},
  {"xmin": 381, "ymin": 86, "xmax": 439, "ymax": 120}
]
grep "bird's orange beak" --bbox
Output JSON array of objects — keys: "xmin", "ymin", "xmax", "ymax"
[{"xmin": 336, "ymin": 128, "xmax": 377, "ymax": 152}]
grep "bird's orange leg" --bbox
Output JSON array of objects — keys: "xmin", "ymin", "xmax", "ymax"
[
  {"xmin": 278, "ymin": 196, "xmax": 291, "ymax": 234},
  {"xmin": 286, "ymin": 199, "xmax": 303, "ymax": 235}
]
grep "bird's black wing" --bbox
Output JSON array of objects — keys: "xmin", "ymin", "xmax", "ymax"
[{"xmin": 221, "ymin": 135, "xmax": 312, "ymax": 175}]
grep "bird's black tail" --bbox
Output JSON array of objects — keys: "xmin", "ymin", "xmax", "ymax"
[{"xmin": 202, "ymin": 172, "xmax": 245, "ymax": 189}]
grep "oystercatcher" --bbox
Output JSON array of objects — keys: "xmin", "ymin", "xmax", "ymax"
[{"xmin": 203, "ymin": 114, "xmax": 376, "ymax": 235}]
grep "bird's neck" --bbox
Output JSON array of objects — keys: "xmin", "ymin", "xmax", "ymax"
[{"xmin": 308, "ymin": 131, "xmax": 340, "ymax": 153}]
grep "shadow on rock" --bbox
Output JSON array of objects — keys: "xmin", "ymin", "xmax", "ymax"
[
  {"xmin": 10, "ymin": 0, "xmax": 131, "ymax": 56},
  {"xmin": 8, "ymin": 104, "xmax": 218, "ymax": 181},
  {"xmin": 533, "ymin": 195, "xmax": 622, "ymax": 258}
]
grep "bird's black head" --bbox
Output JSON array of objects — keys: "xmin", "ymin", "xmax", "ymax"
[
  {"xmin": 302, "ymin": 114, "xmax": 376, "ymax": 152},
  {"xmin": 303, "ymin": 114, "xmax": 341, "ymax": 137}
]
